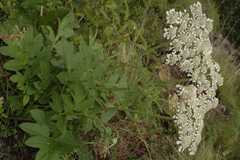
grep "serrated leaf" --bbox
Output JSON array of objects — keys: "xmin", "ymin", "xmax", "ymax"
[
  {"xmin": 55, "ymin": 39, "xmax": 74, "ymax": 56},
  {"xmin": 57, "ymin": 12, "xmax": 74, "ymax": 39},
  {"xmin": 22, "ymin": 31, "xmax": 43, "ymax": 58},
  {"xmin": 20, "ymin": 123, "xmax": 49, "ymax": 137},
  {"xmin": 55, "ymin": 39, "xmax": 75, "ymax": 70}
]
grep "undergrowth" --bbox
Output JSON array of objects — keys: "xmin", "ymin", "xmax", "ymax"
[{"xmin": 0, "ymin": 0, "xmax": 239, "ymax": 160}]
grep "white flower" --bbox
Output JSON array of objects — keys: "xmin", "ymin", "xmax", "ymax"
[
  {"xmin": 164, "ymin": 2, "xmax": 223, "ymax": 155},
  {"xmin": 166, "ymin": 9, "xmax": 183, "ymax": 24},
  {"xmin": 164, "ymin": 25, "xmax": 178, "ymax": 40}
]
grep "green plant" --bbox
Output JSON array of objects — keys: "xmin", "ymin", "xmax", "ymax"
[
  {"xmin": 0, "ymin": 8, "xmax": 164, "ymax": 159},
  {"xmin": 0, "ymin": 0, "xmax": 235, "ymax": 160},
  {"xmin": 20, "ymin": 109, "xmax": 79, "ymax": 160}
]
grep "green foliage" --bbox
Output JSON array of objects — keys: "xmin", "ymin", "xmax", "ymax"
[
  {"xmin": 213, "ymin": 53, "xmax": 240, "ymax": 159},
  {"xmin": 0, "ymin": 29, "xmax": 53, "ymax": 107},
  {"xmin": 20, "ymin": 109, "xmax": 79, "ymax": 160},
  {"xmin": 0, "ymin": 0, "xmax": 235, "ymax": 160},
  {"xmin": 196, "ymin": 44, "xmax": 240, "ymax": 160},
  {"xmin": 0, "ymin": 8, "xmax": 164, "ymax": 159},
  {"xmin": 74, "ymin": 0, "xmax": 220, "ymax": 56}
]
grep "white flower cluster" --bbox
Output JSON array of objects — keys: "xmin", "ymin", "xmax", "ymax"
[{"xmin": 163, "ymin": 2, "xmax": 223, "ymax": 155}]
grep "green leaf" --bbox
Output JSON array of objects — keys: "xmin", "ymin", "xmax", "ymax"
[
  {"xmin": 82, "ymin": 118, "xmax": 93, "ymax": 133},
  {"xmin": 35, "ymin": 147, "xmax": 49, "ymax": 160},
  {"xmin": 44, "ymin": 26, "xmax": 56, "ymax": 43},
  {"xmin": 23, "ymin": 95, "xmax": 30, "ymax": 106},
  {"xmin": 0, "ymin": 42, "xmax": 21, "ymax": 58},
  {"xmin": 4, "ymin": 59, "xmax": 25, "ymax": 71},
  {"xmin": 36, "ymin": 147, "xmax": 61, "ymax": 160},
  {"xmin": 62, "ymin": 94, "xmax": 74, "ymax": 113},
  {"xmin": 39, "ymin": 61, "xmax": 51, "ymax": 80},
  {"xmin": 55, "ymin": 115, "xmax": 66, "ymax": 131},
  {"xmin": 20, "ymin": 123, "xmax": 49, "ymax": 137},
  {"xmin": 10, "ymin": 72, "xmax": 26, "ymax": 90},
  {"xmin": 101, "ymin": 108, "xmax": 117, "ymax": 123},
  {"xmin": 55, "ymin": 39, "xmax": 74, "ymax": 57},
  {"xmin": 56, "ymin": 130, "xmax": 77, "ymax": 153},
  {"xmin": 55, "ymin": 39, "xmax": 75, "ymax": 70},
  {"xmin": 22, "ymin": 0, "xmax": 42, "ymax": 8},
  {"xmin": 57, "ymin": 12, "xmax": 74, "ymax": 39},
  {"xmin": 25, "ymin": 136, "xmax": 49, "ymax": 148},
  {"xmin": 51, "ymin": 92, "xmax": 63, "ymax": 113},
  {"xmin": 30, "ymin": 109, "xmax": 46, "ymax": 125},
  {"xmin": 116, "ymin": 74, "xmax": 128, "ymax": 88},
  {"xmin": 10, "ymin": 72, "xmax": 25, "ymax": 83},
  {"xmin": 22, "ymin": 31, "xmax": 43, "ymax": 58}
]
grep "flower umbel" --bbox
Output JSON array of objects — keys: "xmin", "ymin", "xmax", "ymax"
[{"xmin": 164, "ymin": 2, "xmax": 223, "ymax": 155}]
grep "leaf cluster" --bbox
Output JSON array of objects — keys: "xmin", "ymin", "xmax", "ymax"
[{"xmin": 0, "ymin": 9, "xmax": 163, "ymax": 159}]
